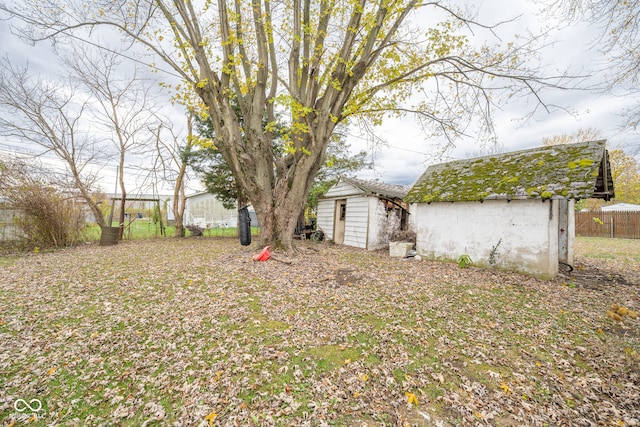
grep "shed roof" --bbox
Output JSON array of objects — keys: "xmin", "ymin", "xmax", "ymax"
[
  {"xmin": 601, "ymin": 203, "xmax": 640, "ymax": 212},
  {"xmin": 406, "ymin": 140, "xmax": 615, "ymax": 203},
  {"xmin": 341, "ymin": 177, "xmax": 409, "ymax": 199}
]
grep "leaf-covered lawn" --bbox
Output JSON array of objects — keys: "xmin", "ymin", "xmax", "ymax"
[{"xmin": 1, "ymin": 238, "xmax": 639, "ymax": 426}]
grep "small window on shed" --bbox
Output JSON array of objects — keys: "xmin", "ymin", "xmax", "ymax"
[{"xmin": 339, "ymin": 203, "xmax": 346, "ymax": 220}]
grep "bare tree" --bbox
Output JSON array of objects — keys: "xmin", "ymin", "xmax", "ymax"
[
  {"xmin": 150, "ymin": 115, "xmax": 195, "ymax": 238},
  {"xmin": 64, "ymin": 48, "xmax": 161, "ymax": 239},
  {"xmin": 542, "ymin": 128, "xmax": 602, "ymax": 147},
  {"xmin": 1, "ymin": 0, "xmax": 576, "ymax": 249},
  {"xmin": 543, "ymin": 0, "xmax": 640, "ymax": 130},
  {"xmin": 0, "ymin": 59, "xmax": 109, "ymax": 228}
]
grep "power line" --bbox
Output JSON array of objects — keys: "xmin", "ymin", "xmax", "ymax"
[
  {"xmin": 343, "ymin": 132, "xmax": 432, "ymax": 156},
  {"xmin": 4, "ymin": 5, "xmax": 185, "ymax": 81},
  {"xmin": 0, "ymin": 146, "xmax": 159, "ymax": 186},
  {"xmin": 63, "ymin": 32, "xmax": 184, "ymax": 81}
]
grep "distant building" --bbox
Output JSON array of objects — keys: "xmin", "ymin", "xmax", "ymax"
[
  {"xmin": 183, "ymin": 192, "xmax": 258, "ymax": 229},
  {"xmin": 601, "ymin": 203, "xmax": 640, "ymax": 212}
]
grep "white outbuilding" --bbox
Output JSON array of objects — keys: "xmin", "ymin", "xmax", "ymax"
[
  {"xmin": 183, "ymin": 191, "xmax": 237, "ymax": 228},
  {"xmin": 601, "ymin": 203, "xmax": 640, "ymax": 212},
  {"xmin": 316, "ymin": 177, "xmax": 410, "ymax": 250},
  {"xmin": 181, "ymin": 192, "xmax": 258, "ymax": 229},
  {"xmin": 406, "ymin": 140, "xmax": 615, "ymax": 278}
]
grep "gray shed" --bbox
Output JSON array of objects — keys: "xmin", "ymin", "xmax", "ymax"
[{"xmin": 317, "ymin": 177, "xmax": 410, "ymax": 250}]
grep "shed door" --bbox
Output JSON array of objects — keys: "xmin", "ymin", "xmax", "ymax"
[
  {"xmin": 558, "ymin": 200, "xmax": 568, "ymax": 263},
  {"xmin": 334, "ymin": 199, "xmax": 347, "ymax": 244}
]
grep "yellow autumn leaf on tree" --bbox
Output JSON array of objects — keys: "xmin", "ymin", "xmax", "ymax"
[
  {"xmin": 405, "ymin": 391, "xmax": 419, "ymax": 406},
  {"xmin": 205, "ymin": 411, "xmax": 217, "ymax": 426}
]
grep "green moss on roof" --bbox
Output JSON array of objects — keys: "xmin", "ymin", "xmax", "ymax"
[{"xmin": 406, "ymin": 140, "xmax": 609, "ymax": 203}]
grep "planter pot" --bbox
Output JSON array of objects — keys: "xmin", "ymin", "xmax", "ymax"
[{"xmin": 100, "ymin": 226, "xmax": 119, "ymax": 246}]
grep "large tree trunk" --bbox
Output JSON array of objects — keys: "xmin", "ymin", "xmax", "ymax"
[
  {"xmin": 252, "ymin": 197, "xmax": 300, "ymax": 250},
  {"xmin": 173, "ymin": 174, "xmax": 186, "ymax": 237},
  {"xmin": 192, "ymin": 103, "xmax": 336, "ymax": 250},
  {"xmin": 247, "ymin": 131, "xmax": 330, "ymax": 250},
  {"xmin": 194, "ymin": 50, "xmax": 338, "ymax": 251}
]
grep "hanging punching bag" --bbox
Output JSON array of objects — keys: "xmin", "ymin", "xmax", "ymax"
[{"xmin": 239, "ymin": 206, "xmax": 251, "ymax": 246}]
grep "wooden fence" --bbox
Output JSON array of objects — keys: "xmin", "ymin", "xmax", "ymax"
[{"xmin": 575, "ymin": 211, "xmax": 640, "ymax": 239}]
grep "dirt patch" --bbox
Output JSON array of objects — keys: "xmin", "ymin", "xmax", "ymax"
[{"xmin": 560, "ymin": 259, "xmax": 637, "ymax": 290}]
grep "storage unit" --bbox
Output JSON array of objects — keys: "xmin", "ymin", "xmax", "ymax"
[
  {"xmin": 406, "ymin": 140, "xmax": 615, "ymax": 278},
  {"xmin": 317, "ymin": 177, "xmax": 409, "ymax": 250}
]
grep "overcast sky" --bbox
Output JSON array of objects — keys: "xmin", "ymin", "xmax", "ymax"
[
  {"xmin": 350, "ymin": 0, "xmax": 640, "ymax": 185},
  {"xmin": 1, "ymin": 0, "xmax": 638, "ymax": 193}
]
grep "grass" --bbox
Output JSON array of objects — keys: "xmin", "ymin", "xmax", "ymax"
[
  {"xmin": 80, "ymin": 221, "xmax": 259, "ymax": 241},
  {"xmin": 0, "ymin": 236, "xmax": 638, "ymax": 425},
  {"xmin": 576, "ymin": 236, "xmax": 640, "ymax": 262},
  {"xmin": 0, "ymin": 256, "xmax": 16, "ymax": 267}
]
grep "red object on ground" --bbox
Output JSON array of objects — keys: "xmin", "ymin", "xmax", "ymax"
[{"xmin": 252, "ymin": 246, "xmax": 271, "ymax": 261}]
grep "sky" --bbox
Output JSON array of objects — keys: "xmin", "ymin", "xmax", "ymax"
[
  {"xmin": 0, "ymin": 0, "xmax": 638, "ymax": 194},
  {"xmin": 348, "ymin": 0, "xmax": 640, "ymax": 185}
]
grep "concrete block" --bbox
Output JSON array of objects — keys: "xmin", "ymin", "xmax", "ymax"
[{"xmin": 389, "ymin": 242, "xmax": 413, "ymax": 257}]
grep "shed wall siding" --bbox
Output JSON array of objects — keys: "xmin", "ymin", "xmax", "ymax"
[
  {"xmin": 414, "ymin": 199, "xmax": 559, "ymax": 278},
  {"xmin": 343, "ymin": 196, "xmax": 370, "ymax": 249},
  {"xmin": 316, "ymin": 199, "xmax": 335, "ymax": 240},
  {"xmin": 324, "ymin": 181, "xmax": 362, "ymax": 198}
]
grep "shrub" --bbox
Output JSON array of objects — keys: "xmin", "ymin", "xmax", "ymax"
[
  {"xmin": 12, "ymin": 184, "xmax": 86, "ymax": 247},
  {"xmin": 1, "ymin": 159, "xmax": 86, "ymax": 248}
]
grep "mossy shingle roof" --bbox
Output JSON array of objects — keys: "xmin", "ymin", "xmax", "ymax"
[
  {"xmin": 406, "ymin": 140, "xmax": 614, "ymax": 203},
  {"xmin": 341, "ymin": 177, "xmax": 409, "ymax": 199}
]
